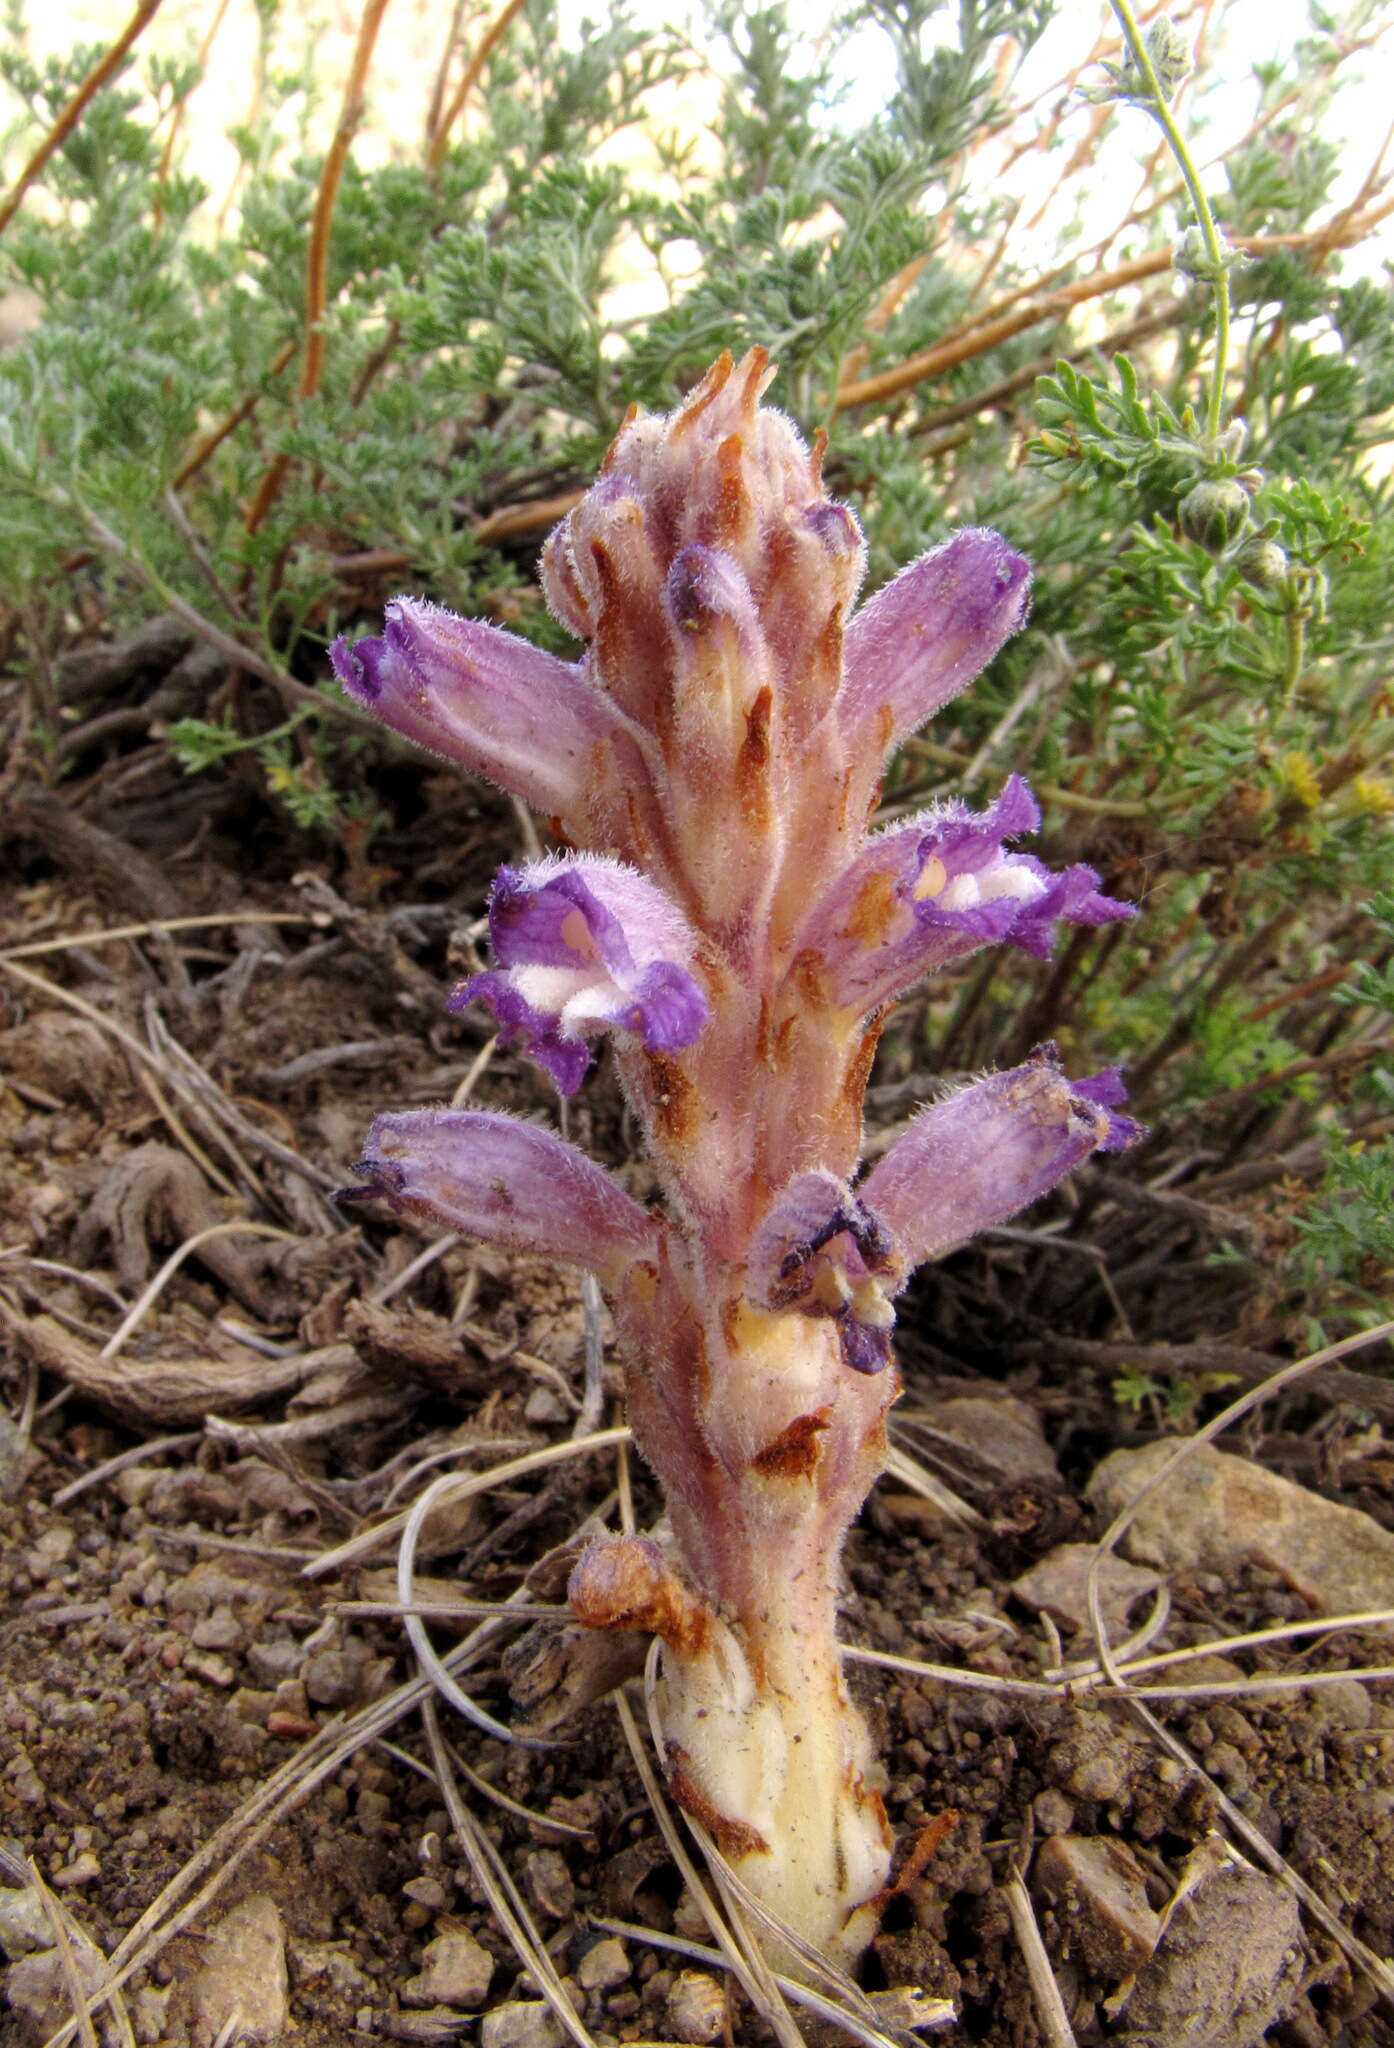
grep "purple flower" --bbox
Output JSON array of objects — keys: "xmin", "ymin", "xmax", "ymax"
[
  {"xmin": 795, "ymin": 776, "xmax": 1133, "ymax": 1015},
  {"xmin": 838, "ymin": 529, "xmax": 1032, "ymax": 763},
  {"xmin": 860, "ymin": 1043, "xmax": 1143, "ymax": 1267},
  {"xmin": 453, "ymin": 855, "xmax": 710, "ymax": 1094},
  {"xmin": 343, "ymin": 1107, "xmax": 658, "ymax": 1287},
  {"xmin": 330, "ymin": 597, "xmax": 620, "ymax": 822}
]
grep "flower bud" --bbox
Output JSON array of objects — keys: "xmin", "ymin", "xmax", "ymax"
[
  {"xmin": 1179, "ymin": 478, "xmax": 1249, "ymax": 555},
  {"xmin": 1233, "ymin": 536, "xmax": 1289, "ymax": 592},
  {"xmin": 1145, "ymin": 17, "xmax": 1192, "ymax": 97}
]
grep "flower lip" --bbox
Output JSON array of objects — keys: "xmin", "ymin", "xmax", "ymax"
[
  {"xmin": 799, "ymin": 774, "xmax": 1134, "ymax": 1017},
  {"xmin": 452, "ymin": 856, "xmax": 709, "ymax": 1095}
]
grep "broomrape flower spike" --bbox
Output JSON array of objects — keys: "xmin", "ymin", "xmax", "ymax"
[{"xmin": 338, "ymin": 349, "xmax": 1140, "ymax": 1971}]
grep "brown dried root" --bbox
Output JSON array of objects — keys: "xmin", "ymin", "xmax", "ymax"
[
  {"xmin": 0, "ymin": 1299, "xmax": 356, "ymax": 1425},
  {"xmin": 70, "ymin": 1143, "xmax": 308, "ymax": 1319}
]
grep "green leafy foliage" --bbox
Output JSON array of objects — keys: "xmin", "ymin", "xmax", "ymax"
[{"xmin": 2, "ymin": 0, "xmax": 1392, "ymax": 1357}]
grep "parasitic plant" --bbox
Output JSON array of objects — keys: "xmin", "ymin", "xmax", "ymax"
[{"xmin": 333, "ymin": 349, "xmax": 1139, "ymax": 1967}]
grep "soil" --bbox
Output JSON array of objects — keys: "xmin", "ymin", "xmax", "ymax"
[{"xmin": 3, "ymin": 663, "xmax": 1394, "ymax": 2048}]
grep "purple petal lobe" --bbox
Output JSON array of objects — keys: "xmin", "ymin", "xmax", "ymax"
[
  {"xmin": 348, "ymin": 1108, "xmax": 657, "ymax": 1285},
  {"xmin": 331, "ymin": 597, "xmax": 611, "ymax": 820},
  {"xmin": 838, "ymin": 529, "xmax": 1032, "ymax": 756},
  {"xmin": 451, "ymin": 856, "xmax": 709, "ymax": 1095},
  {"xmin": 796, "ymin": 776, "xmax": 1133, "ymax": 1015},
  {"xmin": 1071, "ymin": 1065, "xmax": 1145, "ymax": 1151},
  {"xmin": 859, "ymin": 1043, "xmax": 1143, "ymax": 1267}
]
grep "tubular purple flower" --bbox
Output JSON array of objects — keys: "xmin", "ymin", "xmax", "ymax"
[
  {"xmin": 329, "ymin": 597, "xmax": 616, "ymax": 821},
  {"xmin": 343, "ymin": 1107, "xmax": 659, "ymax": 1288},
  {"xmin": 838, "ymin": 529, "xmax": 1032, "ymax": 761},
  {"xmin": 860, "ymin": 1044, "xmax": 1143, "ymax": 1268},
  {"xmin": 796, "ymin": 776, "xmax": 1133, "ymax": 1016},
  {"xmin": 452, "ymin": 855, "xmax": 710, "ymax": 1095}
]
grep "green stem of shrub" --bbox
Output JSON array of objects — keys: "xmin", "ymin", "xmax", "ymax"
[{"xmin": 1108, "ymin": 0, "xmax": 1232, "ymax": 443}]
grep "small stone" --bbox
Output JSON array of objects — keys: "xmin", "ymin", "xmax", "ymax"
[
  {"xmin": 184, "ymin": 1649, "xmax": 236, "ymax": 1688},
  {"xmin": 114, "ymin": 1465, "xmax": 161, "ymax": 1508},
  {"xmin": 0, "ymin": 1884, "xmax": 51, "ymax": 1959},
  {"xmin": 186, "ymin": 1893, "xmax": 288, "ymax": 2047},
  {"xmin": 666, "ymin": 1969, "xmax": 726, "ymax": 2044},
  {"xmin": 357, "ymin": 1788, "xmax": 394, "ymax": 1833},
  {"xmin": 524, "ymin": 1847, "xmax": 575, "ymax": 1919},
  {"xmin": 577, "ymin": 1937, "xmax": 630, "ymax": 1991},
  {"xmin": 1121, "ymin": 1843, "xmax": 1302, "ymax": 2048},
  {"xmin": 915, "ymin": 1395, "xmax": 1059, "ymax": 1484},
  {"xmin": 192, "ymin": 1606, "xmax": 246, "ymax": 1653},
  {"xmin": 403, "ymin": 1877, "xmax": 449, "ymax": 1911},
  {"xmin": 1012, "ymin": 1543, "xmax": 1164, "ymax": 1636},
  {"xmin": 523, "ymin": 1386, "xmax": 570, "ymax": 1424},
  {"xmin": 1034, "ymin": 1834, "xmax": 1161, "ymax": 1979},
  {"xmin": 129, "ymin": 1983, "xmax": 174, "ymax": 2045},
  {"xmin": 6, "ymin": 1942, "xmax": 106, "ymax": 2036},
  {"xmin": 303, "ymin": 1649, "xmax": 358, "ymax": 1707},
  {"xmin": 246, "ymin": 1638, "xmax": 304, "ymax": 1687},
  {"xmin": 479, "ymin": 1998, "xmax": 566, "ymax": 2048},
  {"xmin": 266, "ymin": 1709, "xmax": 317, "ymax": 1739},
  {"xmin": 401, "ymin": 1929, "xmax": 494, "ymax": 2009},
  {"xmin": 1032, "ymin": 1789, "xmax": 1074, "ymax": 1836},
  {"xmin": 53, "ymin": 1851, "xmax": 101, "ymax": 1887},
  {"xmin": 1087, "ymin": 1439, "xmax": 1394, "ymax": 1624}
]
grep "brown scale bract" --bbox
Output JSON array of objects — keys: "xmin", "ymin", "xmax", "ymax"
[{"xmin": 750, "ymin": 1406, "xmax": 832, "ymax": 1480}]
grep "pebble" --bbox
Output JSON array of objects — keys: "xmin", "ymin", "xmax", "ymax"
[
  {"xmin": 1012, "ymin": 1543, "xmax": 1164, "ymax": 1636},
  {"xmin": 1034, "ymin": 1834, "xmax": 1161, "ymax": 1978},
  {"xmin": 303, "ymin": 1649, "xmax": 358, "ymax": 1706},
  {"xmin": 0, "ymin": 1884, "xmax": 51, "ymax": 1959},
  {"xmin": 576, "ymin": 1936, "xmax": 630, "ymax": 1991},
  {"xmin": 1088, "ymin": 1438, "xmax": 1394, "ymax": 1622},
  {"xmin": 666, "ymin": 1969, "xmax": 726, "ymax": 2044},
  {"xmin": 184, "ymin": 1649, "xmax": 236, "ymax": 1688},
  {"xmin": 479, "ymin": 1998, "xmax": 566, "ymax": 2048},
  {"xmin": 186, "ymin": 1892, "xmax": 288, "ymax": 2047},
  {"xmin": 1119, "ymin": 1842, "xmax": 1302, "ymax": 2048},
  {"xmin": 191, "ymin": 1605, "xmax": 247, "ymax": 1653},
  {"xmin": 524, "ymin": 1847, "xmax": 575, "ymax": 1919},
  {"xmin": 53, "ymin": 1851, "xmax": 101, "ymax": 1887},
  {"xmin": 401, "ymin": 1928, "xmax": 495, "ymax": 2009}
]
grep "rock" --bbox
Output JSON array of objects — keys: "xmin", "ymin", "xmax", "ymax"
[
  {"xmin": 185, "ymin": 1893, "xmax": 288, "ymax": 2047},
  {"xmin": 0, "ymin": 1884, "xmax": 51, "ymax": 1959},
  {"xmin": 1087, "ymin": 1439, "xmax": 1394, "ymax": 1621},
  {"xmin": 479, "ymin": 1999, "xmax": 565, "ymax": 2048},
  {"xmin": 524, "ymin": 1847, "xmax": 574, "ymax": 1919},
  {"xmin": 1012, "ymin": 1544, "xmax": 1165, "ymax": 1636},
  {"xmin": 576, "ymin": 1935, "xmax": 630, "ymax": 1991},
  {"xmin": 1117, "ymin": 1842, "xmax": 1302, "ymax": 2048},
  {"xmin": 6, "ymin": 1941, "xmax": 106, "ymax": 2039},
  {"xmin": 191, "ymin": 1606, "xmax": 247, "ymax": 1653},
  {"xmin": 1034, "ymin": 1834, "xmax": 1161, "ymax": 1979},
  {"xmin": 666, "ymin": 1969, "xmax": 727, "ymax": 2044},
  {"xmin": 53, "ymin": 1851, "xmax": 101, "ymax": 1887},
  {"xmin": 401, "ymin": 1929, "xmax": 494, "ymax": 2009},
  {"xmin": 1049, "ymin": 1710, "xmax": 1152, "ymax": 1806},
  {"xmin": 246, "ymin": 1638, "xmax": 304, "ymax": 1687},
  {"xmin": 302, "ymin": 1650, "xmax": 357, "ymax": 1707},
  {"xmin": 913, "ymin": 1395, "xmax": 1059, "ymax": 1485}
]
